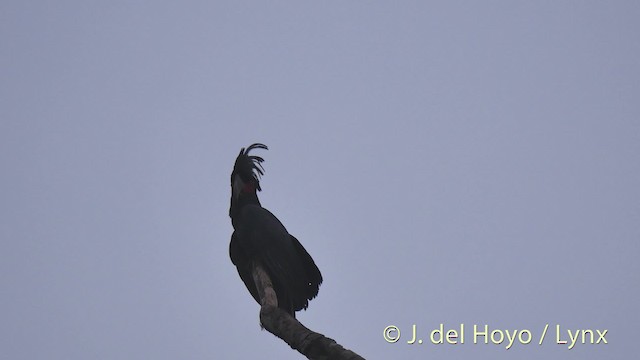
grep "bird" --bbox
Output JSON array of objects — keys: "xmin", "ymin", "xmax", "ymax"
[{"xmin": 228, "ymin": 143, "xmax": 322, "ymax": 317}]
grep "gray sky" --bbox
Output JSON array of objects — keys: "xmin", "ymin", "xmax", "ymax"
[{"xmin": 1, "ymin": 1, "xmax": 638, "ymax": 359}]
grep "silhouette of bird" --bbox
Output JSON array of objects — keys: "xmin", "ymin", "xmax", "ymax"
[{"xmin": 228, "ymin": 143, "xmax": 322, "ymax": 316}]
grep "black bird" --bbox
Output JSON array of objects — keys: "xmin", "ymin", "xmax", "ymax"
[{"xmin": 229, "ymin": 143, "xmax": 322, "ymax": 317}]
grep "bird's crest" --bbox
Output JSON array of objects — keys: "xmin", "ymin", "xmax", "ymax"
[{"xmin": 231, "ymin": 143, "xmax": 268, "ymax": 191}]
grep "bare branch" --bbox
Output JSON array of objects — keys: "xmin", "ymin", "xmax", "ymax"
[{"xmin": 251, "ymin": 261, "xmax": 365, "ymax": 360}]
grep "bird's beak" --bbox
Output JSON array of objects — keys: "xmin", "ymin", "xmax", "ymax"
[{"xmin": 232, "ymin": 174, "xmax": 245, "ymax": 200}]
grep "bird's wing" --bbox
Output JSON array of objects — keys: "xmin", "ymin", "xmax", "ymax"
[{"xmin": 234, "ymin": 205, "xmax": 322, "ymax": 313}]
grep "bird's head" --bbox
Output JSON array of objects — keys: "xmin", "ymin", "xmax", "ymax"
[{"xmin": 230, "ymin": 143, "xmax": 268, "ymax": 203}]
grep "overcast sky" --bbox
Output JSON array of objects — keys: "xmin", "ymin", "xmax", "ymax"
[{"xmin": 1, "ymin": 1, "xmax": 638, "ymax": 359}]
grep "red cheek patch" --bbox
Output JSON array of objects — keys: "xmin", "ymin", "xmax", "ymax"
[{"xmin": 242, "ymin": 182, "xmax": 255, "ymax": 193}]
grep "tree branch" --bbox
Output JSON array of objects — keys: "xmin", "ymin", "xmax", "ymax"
[{"xmin": 251, "ymin": 261, "xmax": 365, "ymax": 360}]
